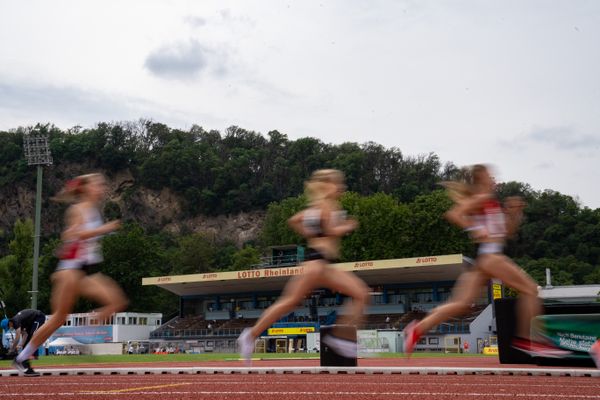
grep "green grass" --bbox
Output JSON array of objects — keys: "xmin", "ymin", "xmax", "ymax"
[{"xmin": 0, "ymin": 351, "xmax": 492, "ymax": 368}]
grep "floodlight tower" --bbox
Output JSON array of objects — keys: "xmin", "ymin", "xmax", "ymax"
[{"xmin": 23, "ymin": 131, "xmax": 53, "ymax": 309}]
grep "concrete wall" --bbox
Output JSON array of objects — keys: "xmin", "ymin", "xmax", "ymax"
[
  {"xmin": 112, "ymin": 325, "xmax": 158, "ymax": 342},
  {"xmin": 377, "ymin": 331, "xmax": 403, "ymax": 352},
  {"xmin": 464, "ymin": 303, "xmax": 495, "ymax": 353},
  {"xmin": 84, "ymin": 343, "xmax": 123, "ymax": 355}
]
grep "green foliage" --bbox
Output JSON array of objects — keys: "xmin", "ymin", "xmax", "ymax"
[
  {"xmin": 103, "ymin": 201, "xmax": 122, "ymax": 220},
  {"xmin": 0, "ymin": 130, "xmax": 29, "ymax": 188},
  {"xmin": 36, "ymin": 238, "xmax": 60, "ymax": 313},
  {"xmin": 340, "ymin": 192, "xmax": 411, "ymax": 261},
  {"xmin": 2, "ymin": 122, "xmax": 454, "ymax": 215},
  {"xmin": 1, "ymin": 121, "xmax": 599, "ymax": 316},
  {"xmin": 516, "ymin": 256, "xmax": 598, "ymax": 286},
  {"xmin": 406, "ymin": 190, "xmax": 472, "ymax": 257},
  {"xmin": 99, "ymin": 223, "xmax": 175, "ymax": 313},
  {"xmin": 171, "ymin": 233, "xmax": 216, "ymax": 275},
  {"xmin": 230, "ymin": 246, "xmax": 261, "ymax": 271},
  {"xmin": 0, "ymin": 219, "xmax": 34, "ymax": 312},
  {"xmin": 260, "ymin": 196, "xmax": 307, "ymax": 247},
  {"xmin": 214, "ymin": 242, "xmax": 237, "ymax": 270}
]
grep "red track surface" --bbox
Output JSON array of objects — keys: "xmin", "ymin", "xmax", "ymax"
[
  {"xmin": 2, "ymin": 358, "xmax": 599, "ymax": 399},
  {"xmin": 3, "ymin": 373, "xmax": 600, "ymax": 400}
]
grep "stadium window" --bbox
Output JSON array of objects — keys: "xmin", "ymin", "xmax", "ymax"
[
  {"xmin": 428, "ymin": 337, "xmax": 439, "ymax": 345},
  {"xmin": 418, "ymin": 337, "xmax": 427, "ymax": 345}
]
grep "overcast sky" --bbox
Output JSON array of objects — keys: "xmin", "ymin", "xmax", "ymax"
[{"xmin": 1, "ymin": 1, "xmax": 599, "ymax": 207}]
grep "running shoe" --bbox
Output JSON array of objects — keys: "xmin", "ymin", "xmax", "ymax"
[
  {"xmin": 590, "ymin": 339, "xmax": 600, "ymax": 369},
  {"xmin": 322, "ymin": 334, "xmax": 357, "ymax": 358},
  {"xmin": 402, "ymin": 320, "xmax": 420, "ymax": 357},
  {"xmin": 24, "ymin": 368, "xmax": 40, "ymax": 377},
  {"xmin": 237, "ymin": 328, "xmax": 255, "ymax": 365},
  {"xmin": 12, "ymin": 358, "xmax": 31, "ymax": 373},
  {"xmin": 511, "ymin": 337, "xmax": 572, "ymax": 358}
]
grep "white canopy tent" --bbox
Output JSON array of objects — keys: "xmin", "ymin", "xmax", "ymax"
[{"xmin": 48, "ymin": 337, "xmax": 83, "ymax": 347}]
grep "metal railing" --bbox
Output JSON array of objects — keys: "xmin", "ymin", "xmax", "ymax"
[
  {"xmin": 150, "ymin": 328, "xmax": 245, "ymax": 339},
  {"xmin": 251, "ymin": 255, "xmax": 299, "ymax": 269},
  {"xmin": 395, "ymin": 320, "xmax": 471, "ymax": 334}
]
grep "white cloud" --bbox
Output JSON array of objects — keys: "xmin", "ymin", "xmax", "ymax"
[
  {"xmin": 145, "ymin": 40, "xmax": 211, "ymax": 80},
  {"xmin": 0, "ymin": 0, "xmax": 599, "ymax": 207},
  {"xmin": 526, "ymin": 126, "xmax": 600, "ymax": 151}
]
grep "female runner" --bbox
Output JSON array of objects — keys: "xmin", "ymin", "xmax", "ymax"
[
  {"xmin": 13, "ymin": 173, "xmax": 128, "ymax": 375},
  {"xmin": 403, "ymin": 164, "xmax": 568, "ymax": 357},
  {"xmin": 237, "ymin": 169, "xmax": 370, "ymax": 361}
]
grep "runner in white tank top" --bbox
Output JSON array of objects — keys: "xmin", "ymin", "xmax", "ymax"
[
  {"xmin": 402, "ymin": 164, "xmax": 570, "ymax": 359},
  {"xmin": 13, "ymin": 173, "xmax": 128, "ymax": 376}
]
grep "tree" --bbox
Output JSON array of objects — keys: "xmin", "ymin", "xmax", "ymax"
[
  {"xmin": 230, "ymin": 246, "xmax": 261, "ymax": 271},
  {"xmin": 172, "ymin": 233, "xmax": 216, "ymax": 275},
  {"xmin": 0, "ymin": 219, "xmax": 34, "ymax": 312},
  {"xmin": 261, "ymin": 196, "xmax": 307, "ymax": 247},
  {"xmin": 407, "ymin": 190, "xmax": 472, "ymax": 257},
  {"xmin": 340, "ymin": 192, "xmax": 411, "ymax": 261},
  {"xmin": 99, "ymin": 224, "xmax": 175, "ymax": 313}
]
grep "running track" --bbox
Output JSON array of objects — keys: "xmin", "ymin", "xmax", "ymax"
[{"xmin": 2, "ymin": 358, "xmax": 599, "ymax": 400}]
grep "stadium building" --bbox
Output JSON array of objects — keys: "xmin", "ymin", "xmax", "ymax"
[{"xmin": 143, "ymin": 247, "xmax": 499, "ymax": 354}]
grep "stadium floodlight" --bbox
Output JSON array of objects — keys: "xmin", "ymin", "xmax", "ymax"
[
  {"xmin": 23, "ymin": 131, "xmax": 53, "ymax": 309},
  {"xmin": 23, "ymin": 133, "xmax": 53, "ymax": 166}
]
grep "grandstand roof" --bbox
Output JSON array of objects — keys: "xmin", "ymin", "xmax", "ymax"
[
  {"xmin": 142, "ymin": 254, "xmax": 468, "ymax": 296},
  {"xmin": 539, "ymin": 284, "xmax": 600, "ymax": 302}
]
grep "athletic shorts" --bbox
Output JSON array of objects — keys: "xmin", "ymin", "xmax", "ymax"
[
  {"xmin": 55, "ymin": 262, "xmax": 101, "ymax": 275},
  {"xmin": 305, "ymin": 248, "xmax": 337, "ymax": 263}
]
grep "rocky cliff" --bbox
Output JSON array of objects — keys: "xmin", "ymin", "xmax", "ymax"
[{"xmin": 0, "ymin": 165, "xmax": 264, "ymax": 246}]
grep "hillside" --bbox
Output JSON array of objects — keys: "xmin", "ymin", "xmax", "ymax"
[{"xmin": 1, "ymin": 121, "xmax": 598, "ymax": 316}]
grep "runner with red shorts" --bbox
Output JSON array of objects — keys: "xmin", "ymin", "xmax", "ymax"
[{"xmin": 403, "ymin": 164, "xmax": 569, "ymax": 359}]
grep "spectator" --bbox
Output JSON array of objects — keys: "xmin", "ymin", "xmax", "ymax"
[{"xmin": 2, "ymin": 309, "xmax": 47, "ymax": 357}]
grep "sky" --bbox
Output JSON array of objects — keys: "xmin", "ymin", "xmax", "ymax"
[{"xmin": 1, "ymin": 0, "xmax": 599, "ymax": 207}]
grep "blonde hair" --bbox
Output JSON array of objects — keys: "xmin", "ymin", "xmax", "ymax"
[
  {"xmin": 440, "ymin": 164, "xmax": 489, "ymax": 202},
  {"xmin": 52, "ymin": 173, "xmax": 104, "ymax": 203},
  {"xmin": 304, "ymin": 169, "xmax": 345, "ymax": 204}
]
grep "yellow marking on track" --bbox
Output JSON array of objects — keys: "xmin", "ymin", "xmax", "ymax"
[{"xmin": 81, "ymin": 382, "xmax": 192, "ymax": 393}]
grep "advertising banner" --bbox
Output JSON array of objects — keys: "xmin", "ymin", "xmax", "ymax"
[
  {"xmin": 267, "ymin": 327, "xmax": 315, "ymax": 335},
  {"xmin": 51, "ymin": 326, "xmax": 113, "ymax": 344},
  {"xmin": 533, "ymin": 314, "xmax": 600, "ymax": 353}
]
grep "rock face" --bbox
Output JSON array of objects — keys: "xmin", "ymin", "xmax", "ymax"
[{"xmin": 0, "ymin": 165, "xmax": 264, "ymax": 247}]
